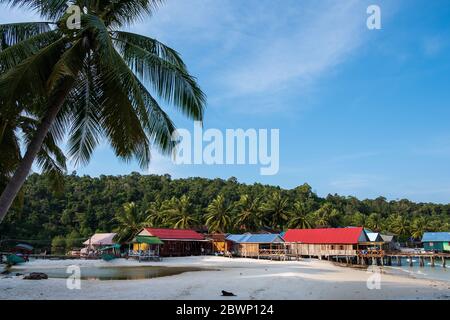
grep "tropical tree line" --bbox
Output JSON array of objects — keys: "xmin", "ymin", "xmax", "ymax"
[{"xmin": 0, "ymin": 173, "xmax": 448, "ymax": 250}]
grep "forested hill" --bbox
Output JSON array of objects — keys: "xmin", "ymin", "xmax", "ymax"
[{"xmin": 1, "ymin": 172, "xmax": 449, "ymax": 246}]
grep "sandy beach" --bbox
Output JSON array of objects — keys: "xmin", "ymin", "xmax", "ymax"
[{"xmin": 1, "ymin": 256, "xmax": 449, "ymax": 300}]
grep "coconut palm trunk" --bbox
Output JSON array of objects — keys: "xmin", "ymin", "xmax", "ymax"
[
  {"xmin": 0, "ymin": 79, "xmax": 74, "ymax": 223},
  {"xmin": 0, "ymin": 1, "xmax": 205, "ymax": 224}
]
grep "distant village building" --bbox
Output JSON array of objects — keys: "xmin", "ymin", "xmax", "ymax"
[
  {"xmin": 226, "ymin": 234, "xmax": 285, "ymax": 258},
  {"xmin": 205, "ymin": 233, "xmax": 229, "ymax": 254},
  {"xmin": 283, "ymin": 227, "xmax": 369, "ymax": 258},
  {"xmin": 81, "ymin": 233, "xmax": 117, "ymax": 256},
  {"xmin": 366, "ymin": 232, "xmax": 383, "ymax": 242},
  {"xmin": 421, "ymin": 232, "xmax": 450, "ymax": 252},
  {"xmin": 137, "ymin": 228, "xmax": 210, "ymax": 256},
  {"xmin": 379, "ymin": 234, "xmax": 398, "ymax": 251}
]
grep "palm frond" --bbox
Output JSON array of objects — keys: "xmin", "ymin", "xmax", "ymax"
[
  {"xmin": 0, "ymin": 36, "xmax": 67, "ymax": 109},
  {"xmin": 1, "ymin": 0, "xmax": 68, "ymax": 20},
  {"xmin": 0, "ymin": 29, "xmax": 60, "ymax": 73},
  {"xmin": 64, "ymin": 56, "xmax": 102, "ymax": 167},
  {"xmin": 0, "ymin": 22, "xmax": 53, "ymax": 48},
  {"xmin": 113, "ymin": 36, "xmax": 205, "ymax": 121},
  {"xmin": 101, "ymin": 0, "xmax": 164, "ymax": 27},
  {"xmin": 111, "ymin": 31, "xmax": 186, "ymax": 68}
]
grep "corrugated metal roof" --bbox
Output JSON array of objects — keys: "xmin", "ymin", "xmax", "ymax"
[
  {"xmin": 421, "ymin": 232, "xmax": 450, "ymax": 242},
  {"xmin": 380, "ymin": 234, "xmax": 394, "ymax": 242},
  {"xmin": 226, "ymin": 233, "xmax": 284, "ymax": 243},
  {"xmin": 366, "ymin": 232, "xmax": 383, "ymax": 242},
  {"xmin": 140, "ymin": 228, "xmax": 205, "ymax": 240},
  {"xmin": 283, "ymin": 227, "xmax": 367, "ymax": 244},
  {"xmin": 83, "ymin": 233, "xmax": 117, "ymax": 245}
]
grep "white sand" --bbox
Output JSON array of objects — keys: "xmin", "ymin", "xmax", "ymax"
[{"xmin": 1, "ymin": 256, "xmax": 449, "ymax": 300}]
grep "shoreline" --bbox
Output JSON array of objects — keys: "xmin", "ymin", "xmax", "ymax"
[{"xmin": 1, "ymin": 256, "xmax": 449, "ymax": 300}]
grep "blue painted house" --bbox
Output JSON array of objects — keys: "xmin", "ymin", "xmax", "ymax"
[
  {"xmin": 421, "ymin": 232, "xmax": 450, "ymax": 252},
  {"xmin": 226, "ymin": 233, "xmax": 285, "ymax": 257}
]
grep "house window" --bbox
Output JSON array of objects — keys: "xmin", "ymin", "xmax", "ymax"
[
  {"xmin": 331, "ymin": 245, "xmax": 335, "ymax": 250},
  {"xmin": 339, "ymin": 245, "xmax": 344, "ymax": 250},
  {"xmin": 429, "ymin": 242, "xmax": 434, "ymax": 247}
]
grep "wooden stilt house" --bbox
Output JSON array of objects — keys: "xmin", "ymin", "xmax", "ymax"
[
  {"xmin": 283, "ymin": 227, "xmax": 369, "ymax": 258},
  {"xmin": 226, "ymin": 233, "xmax": 285, "ymax": 258}
]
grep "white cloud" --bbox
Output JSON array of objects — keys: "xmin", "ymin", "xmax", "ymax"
[
  {"xmin": 219, "ymin": 0, "xmax": 367, "ymax": 96},
  {"xmin": 130, "ymin": 0, "xmax": 374, "ymax": 114}
]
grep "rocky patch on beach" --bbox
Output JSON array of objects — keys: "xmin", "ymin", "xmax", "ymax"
[{"xmin": 23, "ymin": 272, "xmax": 48, "ymax": 280}]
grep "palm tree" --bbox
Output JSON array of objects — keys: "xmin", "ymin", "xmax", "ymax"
[
  {"xmin": 288, "ymin": 201, "xmax": 312, "ymax": 229},
  {"xmin": 0, "ymin": 0, "xmax": 205, "ymax": 223},
  {"xmin": 391, "ymin": 214, "xmax": 410, "ymax": 239},
  {"xmin": 114, "ymin": 202, "xmax": 149, "ymax": 242},
  {"xmin": 410, "ymin": 216, "xmax": 428, "ymax": 240},
  {"xmin": 313, "ymin": 203, "xmax": 339, "ymax": 228},
  {"xmin": 205, "ymin": 194, "xmax": 232, "ymax": 233},
  {"xmin": 145, "ymin": 199, "xmax": 165, "ymax": 227},
  {"xmin": 0, "ymin": 113, "xmax": 66, "ymax": 193},
  {"xmin": 260, "ymin": 191, "xmax": 289, "ymax": 230},
  {"xmin": 233, "ymin": 194, "xmax": 261, "ymax": 231},
  {"xmin": 367, "ymin": 212, "xmax": 383, "ymax": 232},
  {"xmin": 351, "ymin": 211, "xmax": 368, "ymax": 229},
  {"xmin": 161, "ymin": 195, "xmax": 197, "ymax": 229}
]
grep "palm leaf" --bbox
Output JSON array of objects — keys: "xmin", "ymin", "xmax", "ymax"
[
  {"xmin": 1, "ymin": 0, "xmax": 68, "ymax": 20},
  {"xmin": 113, "ymin": 36, "xmax": 205, "ymax": 120}
]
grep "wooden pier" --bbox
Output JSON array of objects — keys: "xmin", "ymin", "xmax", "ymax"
[
  {"xmin": 277, "ymin": 248, "xmax": 450, "ymax": 268},
  {"xmin": 327, "ymin": 251, "xmax": 449, "ymax": 268}
]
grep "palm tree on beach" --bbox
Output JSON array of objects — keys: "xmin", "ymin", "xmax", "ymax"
[
  {"xmin": 233, "ymin": 194, "xmax": 261, "ymax": 231},
  {"xmin": 260, "ymin": 191, "xmax": 289, "ymax": 230},
  {"xmin": 288, "ymin": 201, "xmax": 312, "ymax": 229},
  {"xmin": 205, "ymin": 194, "xmax": 233, "ymax": 233},
  {"xmin": 0, "ymin": 0, "xmax": 205, "ymax": 223},
  {"xmin": 114, "ymin": 202, "xmax": 149, "ymax": 242},
  {"xmin": 390, "ymin": 214, "xmax": 410, "ymax": 239},
  {"xmin": 0, "ymin": 114, "xmax": 67, "ymax": 195},
  {"xmin": 313, "ymin": 203, "xmax": 339, "ymax": 228},
  {"xmin": 161, "ymin": 195, "xmax": 198, "ymax": 229},
  {"xmin": 366, "ymin": 212, "xmax": 383, "ymax": 232},
  {"xmin": 145, "ymin": 198, "xmax": 165, "ymax": 227},
  {"xmin": 410, "ymin": 216, "xmax": 428, "ymax": 240}
]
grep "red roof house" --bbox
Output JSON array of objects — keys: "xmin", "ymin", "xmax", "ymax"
[
  {"xmin": 283, "ymin": 227, "xmax": 368, "ymax": 244},
  {"xmin": 136, "ymin": 228, "xmax": 208, "ymax": 257},
  {"xmin": 139, "ymin": 228, "xmax": 205, "ymax": 240}
]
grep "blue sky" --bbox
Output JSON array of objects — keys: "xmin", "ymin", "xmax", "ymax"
[{"xmin": 2, "ymin": 0, "xmax": 450, "ymax": 203}]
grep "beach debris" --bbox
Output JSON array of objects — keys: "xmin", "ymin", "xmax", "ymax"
[
  {"xmin": 23, "ymin": 272, "xmax": 48, "ymax": 280},
  {"xmin": 221, "ymin": 290, "xmax": 236, "ymax": 296}
]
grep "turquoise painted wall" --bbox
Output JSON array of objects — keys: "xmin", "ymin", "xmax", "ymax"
[{"xmin": 423, "ymin": 241, "xmax": 448, "ymax": 252}]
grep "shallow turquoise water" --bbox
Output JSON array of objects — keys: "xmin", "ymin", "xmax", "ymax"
[{"xmin": 385, "ymin": 258, "xmax": 450, "ymax": 282}]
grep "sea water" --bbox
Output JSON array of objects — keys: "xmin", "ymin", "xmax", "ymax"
[
  {"xmin": 385, "ymin": 257, "xmax": 450, "ymax": 282},
  {"xmin": 10, "ymin": 265, "xmax": 211, "ymax": 280}
]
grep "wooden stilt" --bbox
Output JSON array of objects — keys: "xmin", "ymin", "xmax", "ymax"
[
  {"xmin": 430, "ymin": 256, "xmax": 435, "ymax": 267},
  {"xmin": 419, "ymin": 257, "xmax": 424, "ymax": 267},
  {"xmin": 442, "ymin": 256, "xmax": 446, "ymax": 268}
]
